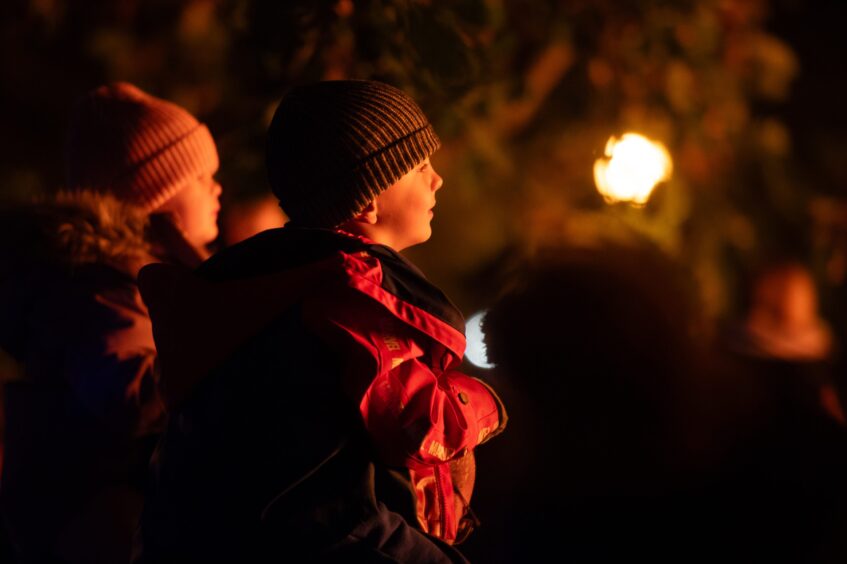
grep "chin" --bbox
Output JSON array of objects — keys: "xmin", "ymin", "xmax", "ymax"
[
  {"xmin": 199, "ymin": 229, "xmax": 219, "ymax": 247},
  {"xmin": 410, "ymin": 235, "xmax": 431, "ymax": 249}
]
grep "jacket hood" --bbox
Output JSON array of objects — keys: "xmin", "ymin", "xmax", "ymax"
[
  {"xmin": 0, "ymin": 191, "xmax": 154, "ymax": 374},
  {"xmin": 139, "ymin": 227, "xmax": 465, "ymax": 410},
  {"xmin": 0, "ymin": 190, "xmax": 151, "ymax": 280},
  {"xmin": 0, "ymin": 192, "xmax": 208, "ymax": 368}
]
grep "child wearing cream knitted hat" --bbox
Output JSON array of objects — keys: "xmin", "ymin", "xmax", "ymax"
[
  {"xmin": 0, "ymin": 82, "xmax": 222, "ymax": 563},
  {"xmin": 66, "ymin": 82, "xmax": 222, "ymax": 249}
]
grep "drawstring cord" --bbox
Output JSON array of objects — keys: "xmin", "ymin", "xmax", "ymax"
[
  {"xmin": 452, "ymin": 484, "xmax": 481, "ymax": 544},
  {"xmin": 260, "ymin": 439, "xmax": 348, "ymax": 522}
]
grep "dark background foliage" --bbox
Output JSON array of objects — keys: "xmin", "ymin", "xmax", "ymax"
[{"xmin": 2, "ymin": 0, "xmax": 847, "ymax": 326}]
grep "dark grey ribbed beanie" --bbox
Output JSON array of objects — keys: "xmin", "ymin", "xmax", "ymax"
[{"xmin": 267, "ymin": 80, "xmax": 441, "ymax": 228}]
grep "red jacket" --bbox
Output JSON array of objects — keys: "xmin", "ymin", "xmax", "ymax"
[
  {"xmin": 301, "ymin": 244, "xmax": 504, "ymax": 541},
  {"xmin": 139, "ymin": 227, "xmax": 505, "ymax": 551}
]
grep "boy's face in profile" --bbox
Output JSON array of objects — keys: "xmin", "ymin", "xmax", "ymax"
[{"xmin": 371, "ymin": 156, "xmax": 443, "ymax": 251}]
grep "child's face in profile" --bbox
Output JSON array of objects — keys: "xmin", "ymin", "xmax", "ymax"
[
  {"xmin": 157, "ymin": 171, "xmax": 222, "ymax": 248},
  {"xmin": 372, "ymin": 156, "xmax": 443, "ymax": 251}
]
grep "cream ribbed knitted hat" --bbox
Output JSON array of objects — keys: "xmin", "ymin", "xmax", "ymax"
[
  {"xmin": 267, "ymin": 80, "xmax": 441, "ymax": 228},
  {"xmin": 66, "ymin": 82, "xmax": 219, "ymax": 212}
]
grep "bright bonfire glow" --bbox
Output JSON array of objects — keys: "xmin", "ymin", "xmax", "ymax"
[
  {"xmin": 465, "ymin": 310, "xmax": 495, "ymax": 369},
  {"xmin": 593, "ymin": 132, "xmax": 673, "ymax": 205}
]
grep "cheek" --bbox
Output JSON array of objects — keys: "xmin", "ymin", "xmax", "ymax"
[
  {"xmin": 187, "ymin": 193, "xmax": 217, "ymax": 229},
  {"xmin": 410, "ymin": 187, "xmax": 431, "ymax": 210},
  {"xmin": 199, "ymin": 191, "xmax": 219, "ymax": 217}
]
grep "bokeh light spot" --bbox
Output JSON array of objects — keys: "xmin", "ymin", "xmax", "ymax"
[{"xmin": 465, "ymin": 310, "xmax": 495, "ymax": 369}]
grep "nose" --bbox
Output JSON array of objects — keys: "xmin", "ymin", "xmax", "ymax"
[
  {"xmin": 432, "ymin": 168, "xmax": 444, "ymax": 192},
  {"xmin": 212, "ymin": 180, "xmax": 222, "ymax": 197}
]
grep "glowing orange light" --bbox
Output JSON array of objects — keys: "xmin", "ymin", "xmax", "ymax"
[{"xmin": 593, "ymin": 133, "xmax": 673, "ymax": 205}]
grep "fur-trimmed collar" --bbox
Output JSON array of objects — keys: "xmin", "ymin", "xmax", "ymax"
[{"xmin": 0, "ymin": 190, "xmax": 152, "ymax": 278}]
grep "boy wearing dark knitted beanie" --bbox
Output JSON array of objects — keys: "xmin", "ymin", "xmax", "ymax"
[
  {"xmin": 136, "ymin": 80, "xmax": 506, "ymax": 562},
  {"xmin": 0, "ymin": 82, "xmax": 221, "ymax": 563}
]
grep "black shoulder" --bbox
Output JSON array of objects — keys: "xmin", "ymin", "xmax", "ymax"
[
  {"xmin": 197, "ymin": 228, "xmax": 367, "ymax": 282},
  {"xmin": 367, "ymin": 245, "xmax": 464, "ymax": 334}
]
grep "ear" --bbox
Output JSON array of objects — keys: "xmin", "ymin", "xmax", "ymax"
[{"xmin": 353, "ymin": 199, "xmax": 378, "ymax": 225}]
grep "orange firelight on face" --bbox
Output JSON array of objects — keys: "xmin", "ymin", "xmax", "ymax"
[{"xmin": 593, "ymin": 133, "xmax": 673, "ymax": 205}]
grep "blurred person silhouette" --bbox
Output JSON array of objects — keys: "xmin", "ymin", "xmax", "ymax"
[
  {"xmin": 472, "ymin": 244, "xmax": 727, "ymax": 562},
  {"xmin": 471, "ymin": 246, "xmax": 847, "ymax": 563},
  {"xmin": 718, "ymin": 260, "xmax": 847, "ymax": 561},
  {"xmin": 134, "ymin": 80, "xmax": 506, "ymax": 563},
  {"xmin": 0, "ymin": 82, "xmax": 221, "ymax": 563},
  {"xmin": 725, "ymin": 260, "xmax": 844, "ymax": 423}
]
